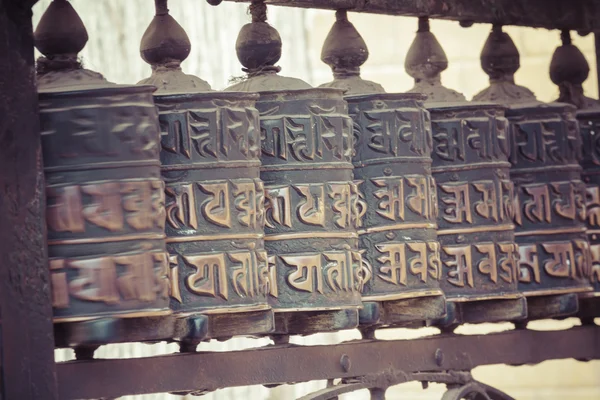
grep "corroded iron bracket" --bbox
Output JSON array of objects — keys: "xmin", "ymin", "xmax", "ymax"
[
  {"xmin": 223, "ymin": 0, "xmax": 600, "ymax": 32},
  {"xmin": 56, "ymin": 324, "xmax": 600, "ymax": 399}
]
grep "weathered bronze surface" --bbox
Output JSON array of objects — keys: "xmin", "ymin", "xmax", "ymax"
[
  {"xmin": 319, "ymin": 11, "xmax": 445, "ymax": 329},
  {"xmin": 138, "ymin": 1, "xmax": 273, "ymax": 344},
  {"xmin": 35, "ymin": 1, "xmax": 170, "ymax": 341},
  {"xmin": 406, "ymin": 19, "xmax": 525, "ymax": 326},
  {"xmin": 227, "ymin": 2, "xmax": 361, "ymax": 334},
  {"xmin": 549, "ymin": 32, "xmax": 600, "ymax": 317},
  {"xmin": 475, "ymin": 27, "xmax": 593, "ymax": 320}
]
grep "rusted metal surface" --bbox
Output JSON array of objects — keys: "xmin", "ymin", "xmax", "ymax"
[
  {"xmin": 0, "ymin": 0, "xmax": 57, "ymax": 398},
  {"xmin": 56, "ymin": 324, "xmax": 600, "ymax": 399},
  {"xmin": 548, "ymin": 33, "xmax": 600, "ymax": 309},
  {"xmin": 223, "ymin": 0, "xmax": 600, "ymax": 31}
]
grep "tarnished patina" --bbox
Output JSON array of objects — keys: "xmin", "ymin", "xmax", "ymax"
[
  {"xmin": 138, "ymin": 0, "xmax": 273, "ymax": 346},
  {"xmin": 227, "ymin": 2, "xmax": 362, "ymax": 335},
  {"xmin": 474, "ymin": 26, "xmax": 593, "ymax": 320},
  {"xmin": 549, "ymin": 31, "xmax": 600, "ymax": 320},
  {"xmin": 407, "ymin": 18, "xmax": 526, "ymax": 326},
  {"xmin": 320, "ymin": 11, "xmax": 445, "ymax": 330},
  {"xmin": 35, "ymin": 0, "xmax": 171, "ymax": 343}
]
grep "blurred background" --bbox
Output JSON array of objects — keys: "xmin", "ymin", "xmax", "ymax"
[{"xmin": 33, "ymin": 0, "xmax": 600, "ymax": 399}]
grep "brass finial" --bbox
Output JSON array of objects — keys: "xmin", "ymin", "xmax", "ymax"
[
  {"xmin": 227, "ymin": 0, "xmax": 310, "ymax": 91},
  {"xmin": 34, "ymin": 0, "xmax": 107, "ymax": 89},
  {"xmin": 138, "ymin": 0, "xmax": 211, "ymax": 93},
  {"xmin": 405, "ymin": 17, "xmax": 465, "ymax": 102},
  {"xmin": 549, "ymin": 30, "xmax": 598, "ymax": 109},
  {"xmin": 473, "ymin": 25, "xmax": 536, "ymax": 104},
  {"xmin": 319, "ymin": 9, "xmax": 385, "ymax": 95}
]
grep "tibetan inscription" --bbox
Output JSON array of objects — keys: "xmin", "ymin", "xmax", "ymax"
[
  {"xmin": 39, "ymin": 85, "xmax": 171, "ymax": 322},
  {"xmin": 509, "ymin": 104, "xmax": 592, "ymax": 296},
  {"xmin": 579, "ymin": 110, "xmax": 600, "ymax": 293},
  {"xmin": 256, "ymin": 89, "xmax": 362, "ymax": 312},
  {"xmin": 430, "ymin": 104, "xmax": 522, "ymax": 301},
  {"xmin": 158, "ymin": 92, "xmax": 270, "ymax": 314},
  {"xmin": 348, "ymin": 94, "xmax": 443, "ymax": 305}
]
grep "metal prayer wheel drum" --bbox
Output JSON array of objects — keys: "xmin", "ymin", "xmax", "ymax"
[
  {"xmin": 138, "ymin": 3, "xmax": 273, "ymax": 345},
  {"xmin": 36, "ymin": 0, "xmax": 171, "ymax": 348},
  {"xmin": 508, "ymin": 104, "xmax": 592, "ymax": 314},
  {"xmin": 474, "ymin": 26, "xmax": 592, "ymax": 321},
  {"xmin": 256, "ymin": 88, "xmax": 363, "ymax": 334},
  {"xmin": 156, "ymin": 92, "xmax": 273, "ymax": 340},
  {"xmin": 577, "ymin": 109, "xmax": 600, "ymax": 317},
  {"xmin": 405, "ymin": 18, "xmax": 525, "ymax": 326},
  {"xmin": 227, "ymin": 6, "xmax": 361, "ymax": 335},
  {"xmin": 429, "ymin": 103, "xmax": 526, "ymax": 324},
  {"xmin": 548, "ymin": 32, "xmax": 600, "ymax": 320},
  {"xmin": 41, "ymin": 86, "xmax": 170, "ymax": 323},
  {"xmin": 318, "ymin": 12, "xmax": 445, "ymax": 331},
  {"xmin": 347, "ymin": 94, "xmax": 446, "ymax": 327}
]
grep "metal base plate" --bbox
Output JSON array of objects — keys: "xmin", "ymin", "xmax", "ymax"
[
  {"xmin": 359, "ymin": 295, "xmax": 447, "ymax": 328},
  {"xmin": 273, "ymin": 309, "xmax": 359, "ymax": 335}
]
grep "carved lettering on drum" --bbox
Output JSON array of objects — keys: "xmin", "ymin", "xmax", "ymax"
[
  {"xmin": 442, "ymin": 242, "xmax": 519, "ymax": 288},
  {"xmin": 159, "ymin": 106, "xmax": 259, "ymax": 160},
  {"xmin": 511, "ymin": 118, "xmax": 581, "ymax": 165},
  {"xmin": 590, "ymin": 244, "xmax": 600, "ymax": 284},
  {"xmin": 375, "ymin": 241, "xmax": 441, "ymax": 286},
  {"xmin": 49, "ymin": 250, "xmax": 169, "ymax": 308},
  {"xmin": 264, "ymin": 182, "xmax": 364, "ymax": 230},
  {"xmin": 47, "ymin": 180, "xmax": 166, "ymax": 234},
  {"xmin": 585, "ymin": 186, "xmax": 600, "ymax": 228},
  {"xmin": 518, "ymin": 181, "xmax": 586, "ymax": 225},
  {"xmin": 277, "ymin": 250, "xmax": 360, "ymax": 294},
  {"xmin": 432, "ymin": 114, "xmax": 509, "ymax": 163},
  {"xmin": 518, "ymin": 239, "xmax": 591, "ymax": 283},
  {"xmin": 260, "ymin": 112, "xmax": 352, "ymax": 162}
]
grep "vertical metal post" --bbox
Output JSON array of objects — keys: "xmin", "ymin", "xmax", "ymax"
[{"xmin": 0, "ymin": 0, "xmax": 57, "ymax": 399}]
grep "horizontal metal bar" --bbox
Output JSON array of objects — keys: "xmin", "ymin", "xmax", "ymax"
[
  {"xmin": 56, "ymin": 324, "xmax": 600, "ymax": 399},
  {"xmin": 223, "ymin": 0, "xmax": 600, "ymax": 31}
]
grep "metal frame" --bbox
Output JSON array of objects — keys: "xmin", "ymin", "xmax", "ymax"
[
  {"xmin": 56, "ymin": 325, "xmax": 600, "ymax": 399},
  {"xmin": 0, "ymin": 1, "xmax": 599, "ymax": 399}
]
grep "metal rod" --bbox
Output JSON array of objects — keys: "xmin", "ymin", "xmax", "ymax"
[
  {"xmin": 223, "ymin": 0, "xmax": 598, "ymax": 31},
  {"xmin": 57, "ymin": 325, "xmax": 600, "ymax": 399}
]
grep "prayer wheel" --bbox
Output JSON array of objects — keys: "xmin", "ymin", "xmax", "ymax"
[
  {"xmin": 138, "ymin": 1, "xmax": 273, "ymax": 348},
  {"xmin": 407, "ymin": 18, "xmax": 526, "ymax": 327},
  {"xmin": 474, "ymin": 26, "xmax": 593, "ymax": 321},
  {"xmin": 227, "ymin": 2, "xmax": 363, "ymax": 335},
  {"xmin": 549, "ymin": 31, "xmax": 600, "ymax": 321},
  {"xmin": 36, "ymin": 0, "xmax": 171, "ymax": 349},
  {"xmin": 319, "ymin": 10, "xmax": 446, "ymax": 332}
]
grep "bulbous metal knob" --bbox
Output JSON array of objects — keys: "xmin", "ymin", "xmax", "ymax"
[
  {"xmin": 228, "ymin": 0, "xmax": 310, "ymax": 91},
  {"xmin": 319, "ymin": 10, "xmax": 384, "ymax": 95},
  {"xmin": 34, "ymin": 0, "xmax": 108, "ymax": 89},
  {"xmin": 473, "ymin": 25, "xmax": 536, "ymax": 104},
  {"xmin": 140, "ymin": 0, "xmax": 191, "ymax": 65},
  {"xmin": 138, "ymin": 0, "xmax": 211, "ymax": 93},
  {"xmin": 34, "ymin": 0, "xmax": 88, "ymax": 58},
  {"xmin": 549, "ymin": 30, "xmax": 598, "ymax": 109},
  {"xmin": 321, "ymin": 9, "xmax": 368, "ymax": 78},
  {"xmin": 405, "ymin": 17, "xmax": 465, "ymax": 102}
]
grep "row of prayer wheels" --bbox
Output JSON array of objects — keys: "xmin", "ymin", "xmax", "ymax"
[{"xmin": 36, "ymin": 0, "xmax": 600, "ymax": 351}]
